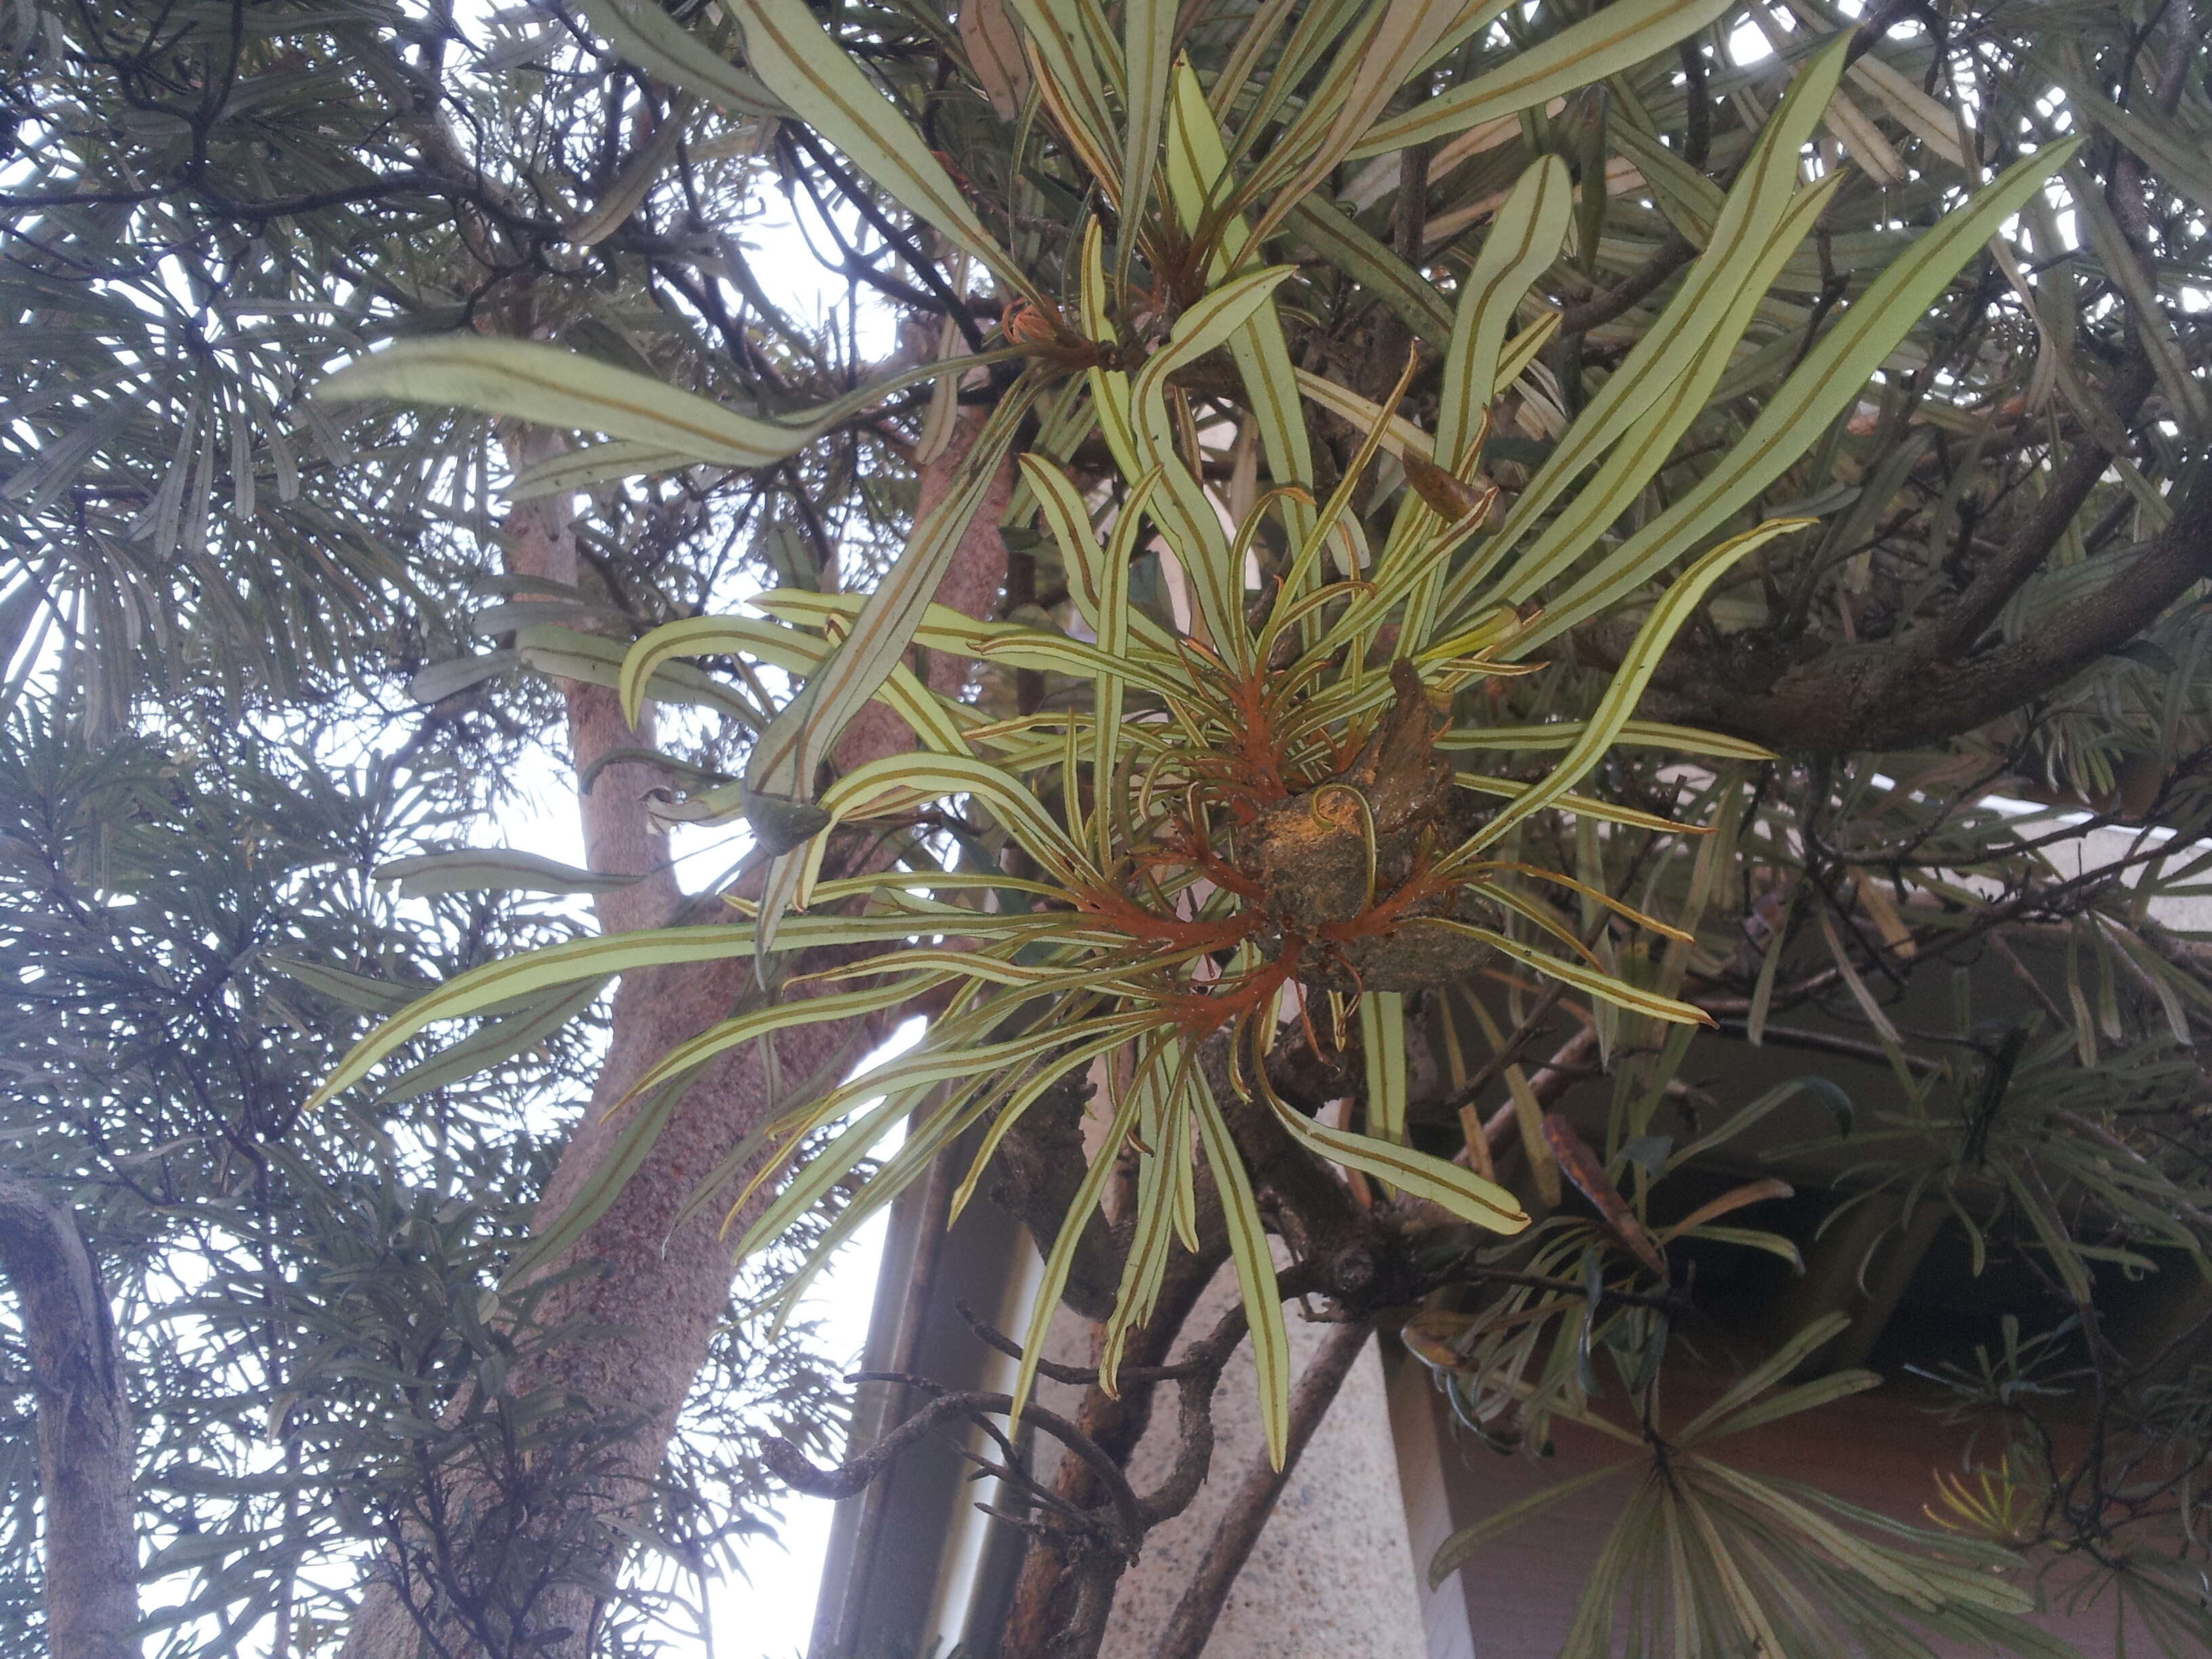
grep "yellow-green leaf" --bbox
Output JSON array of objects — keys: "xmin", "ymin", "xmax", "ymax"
[
  {"xmin": 722, "ymin": 0, "xmax": 1028, "ymax": 292},
  {"xmin": 1437, "ymin": 155, "xmax": 1574, "ymax": 472},
  {"xmin": 1263, "ymin": 1083, "xmax": 1531, "ymax": 1231},
  {"xmin": 1358, "ymin": 989, "xmax": 1408, "ymax": 1146},
  {"xmin": 310, "ymin": 912, "xmax": 1057, "ymax": 1107},
  {"xmin": 1439, "ymin": 719, "xmax": 1778, "ymax": 762},
  {"xmin": 1353, "ymin": 0, "xmax": 1736, "ymax": 158},
  {"xmin": 572, "ymin": 0, "xmax": 789, "ymax": 119},
  {"xmin": 1459, "ymin": 923, "xmax": 1715, "ymax": 1027},
  {"xmin": 619, "ymin": 611, "xmax": 972, "ymax": 755},
  {"xmin": 743, "ymin": 375, "xmax": 1043, "ymax": 828},
  {"xmin": 1012, "ymin": 1073, "xmax": 1145, "ymax": 1424},
  {"xmin": 318, "ymin": 337, "xmax": 840, "ymax": 469},
  {"xmin": 1166, "ymin": 60, "xmax": 1317, "ymax": 546},
  {"xmin": 1192, "ymin": 1068, "xmax": 1292, "ymax": 1467},
  {"xmin": 1454, "ymin": 518, "xmax": 1814, "ymax": 856},
  {"xmin": 1523, "ymin": 136, "xmax": 2086, "ymax": 649}
]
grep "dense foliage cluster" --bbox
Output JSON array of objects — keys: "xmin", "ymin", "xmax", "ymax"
[{"xmin": 3, "ymin": 0, "xmax": 2209, "ymax": 1654}]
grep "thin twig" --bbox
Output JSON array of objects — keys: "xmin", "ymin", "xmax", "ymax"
[{"xmin": 764, "ymin": 1387, "xmax": 1148, "ymax": 1549}]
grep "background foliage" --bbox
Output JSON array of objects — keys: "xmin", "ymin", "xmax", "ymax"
[{"xmin": 3, "ymin": 0, "xmax": 2209, "ymax": 1654}]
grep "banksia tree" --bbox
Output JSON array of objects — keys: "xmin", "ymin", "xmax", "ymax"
[{"xmin": 261, "ymin": 0, "xmax": 2212, "ymax": 1651}]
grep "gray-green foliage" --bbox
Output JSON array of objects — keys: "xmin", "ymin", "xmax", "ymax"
[
  {"xmin": 0, "ymin": 647, "xmax": 846, "ymax": 1659},
  {"xmin": 7, "ymin": 0, "xmax": 2212, "ymax": 1652},
  {"xmin": 0, "ymin": 1, "xmax": 867, "ymax": 1651}
]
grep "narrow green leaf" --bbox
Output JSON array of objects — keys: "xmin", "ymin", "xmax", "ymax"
[
  {"xmin": 817, "ymin": 751, "xmax": 1088, "ymax": 881},
  {"xmin": 1120, "ymin": 0, "xmax": 1174, "ymax": 257},
  {"xmin": 1130, "ymin": 267, "xmax": 1298, "ymax": 648},
  {"xmin": 1437, "ymin": 719, "xmax": 1778, "ymax": 762},
  {"xmin": 1012, "ymin": 1078, "xmax": 1144, "ymax": 1424},
  {"xmin": 1429, "ymin": 1463, "xmax": 1631, "ymax": 1587},
  {"xmin": 2065, "ymin": 159, "xmax": 2211, "ymax": 430},
  {"xmin": 948, "ymin": 1017, "xmax": 1151, "ymax": 1223},
  {"xmin": 1457, "ymin": 924, "xmax": 1714, "ymax": 1027},
  {"xmin": 739, "ymin": 1086, "xmax": 921, "ymax": 1284},
  {"xmin": 1521, "ymin": 136, "xmax": 2086, "ymax": 649},
  {"xmin": 1359, "ymin": 989, "xmax": 1408, "ymax": 1146},
  {"xmin": 1673, "ymin": 1313, "xmax": 1851, "ymax": 1446},
  {"xmin": 618, "ymin": 610, "xmax": 971, "ymax": 754},
  {"xmin": 572, "ymin": 0, "xmax": 790, "ymax": 118},
  {"xmin": 1193, "ymin": 1067, "xmax": 1292, "ymax": 1467},
  {"xmin": 1248, "ymin": 0, "xmax": 1469, "ymax": 244},
  {"xmin": 501, "ymin": 1080, "xmax": 683, "ymax": 1287},
  {"xmin": 1454, "ymin": 773, "xmax": 1713, "ymax": 838},
  {"xmin": 1609, "ymin": 108, "xmax": 1724, "ymax": 247},
  {"xmin": 1437, "ymin": 155, "xmax": 1574, "ymax": 472},
  {"xmin": 1353, "ymin": 0, "xmax": 1736, "ymax": 157},
  {"xmin": 2051, "ymin": 67, "xmax": 2212, "ymax": 220},
  {"xmin": 1683, "ymin": 1367, "xmax": 1880, "ymax": 1448},
  {"xmin": 1294, "ymin": 367, "xmax": 1437, "ymax": 460},
  {"xmin": 309, "ymin": 911, "xmax": 1054, "ymax": 1106},
  {"xmin": 1456, "ymin": 518, "xmax": 1814, "ymax": 856},
  {"xmin": 1166, "ymin": 60, "xmax": 1317, "ymax": 546},
  {"xmin": 373, "ymin": 848, "xmax": 643, "ymax": 898},
  {"xmin": 623, "ymin": 975, "xmax": 951, "ymax": 1105},
  {"xmin": 1284, "ymin": 197, "xmax": 1452, "ymax": 348},
  {"xmin": 743, "ymin": 375, "xmax": 1043, "ymax": 828},
  {"xmin": 268, "ymin": 956, "xmax": 430, "ymax": 1016},
  {"xmin": 1101, "ymin": 1050, "xmax": 1185, "ymax": 1393},
  {"xmin": 382, "ymin": 978, "xmax": 609, "ymax": 1103},
  {"xmin": 1461, "ymin": 37, "xmax": 1853, "ymax": 611},
  {"xmin": 1668, "ymin": 1073, "xmax": 1851, "ymax": 1171},
  {"xmin": 720, "ymin": 0, "xmax": 1027, "ymax": 291},
  {"xmin": 761, "ymin": 588, "xmax": 1182, "ymax": 700},
  {"xmin": 768, "ymin": 1075, "xmax": 1002, "ymax": 1330},
  {"xmin": 324, "ymin": 337, "xmax": 1026, "ymax": 476},
  {"xmin": 1263, "ymin": 1082, "xmax": 1530, "ymax": 1231},
  {"xmin": 318, "ymin": 338, "xmax": 836, "ymax": 470},
  {"xmin": 1004, "ymin": 0, "xmax": 1124, "ymax": 199},
  {"xmin": 512, "ymin": 623, "xmax": 760, "ymax": 725},
  {"xmin": 1021, "ymin": 454, "xmax": 1180, "ymax": 655},
  {"xmin": 507, "ymin": 441, "xmax": 701, "ymax": 499}
]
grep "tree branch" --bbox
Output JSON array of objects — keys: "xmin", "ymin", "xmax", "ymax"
[
  {"xmin": 764, "ymin": 1387, "xmax": 1147, "ymax": 1548},
  {"xmin": 1555, "ymin": 234, "xmax": 1695, "ymax": 334},
  {"xmin": 1643, "ymin": 455, "xmax": 2212, "ymax": 752},
  {"xmin": 1147, "ymin": 1320, "xmax": 1374, "ymax": 1659},
  {"xmin": 1928, "ymin": 354, "xmax": 2159, "ymax": 657}
]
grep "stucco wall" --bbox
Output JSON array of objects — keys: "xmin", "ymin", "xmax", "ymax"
[{"xmin": 1037, "ymin": 1253, "xmax": 1432, "ymax": 1658}]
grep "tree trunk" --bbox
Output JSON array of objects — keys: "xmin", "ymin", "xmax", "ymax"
[
  {"xmin": 341, "ymin": 413, "xmax": 1012, "ymax": 1657},
  {"xmin": 0, "ymin": 1176, "xmax": 137, "ymax": 1659}
]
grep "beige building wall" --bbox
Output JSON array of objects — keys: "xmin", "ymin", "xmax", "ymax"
[{"xmin": 1034, "ymin": 1254, "xmax": 1435, "ymax": 1658}]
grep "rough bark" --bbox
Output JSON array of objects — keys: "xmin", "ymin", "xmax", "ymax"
[
  {"xmin": 1626, "ymin": 359, "xmax": 2211, "ymax": 754},
  {"xmin": 1642, "ymin": 469, "xmax": 2212, "ymax": 752},
  {"xmin": 341, "ymin": 411, "xmax": 1013, "ymax": 1658},
  {"xmin": 0, "ymin": 1176, "xmax": 137, "ymax": 1659},
  {"xmin": 1000, "ymin": 1246, "xmax": 1229, "ymax": 1659}
]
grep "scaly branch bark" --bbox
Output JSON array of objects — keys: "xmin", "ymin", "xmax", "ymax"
[{"xmin": 1651, "ymin": 466, "xmax": 2212, "ymax": 752}]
